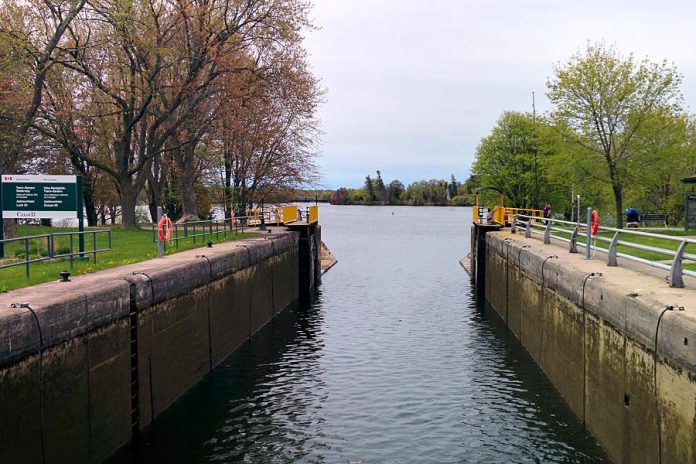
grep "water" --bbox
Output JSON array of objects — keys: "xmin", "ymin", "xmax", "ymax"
[{"xmin": 113, "ymin": 205, "xmax": 608, "ymax": 463}]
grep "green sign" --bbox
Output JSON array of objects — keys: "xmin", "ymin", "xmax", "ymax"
[
  {"xmin": 1, "ymin": 174, "xmax": 78, "ymax": 219},
  {"xmin": 687, "ymin": 192, "xmax": 696, "ymax": 230}
]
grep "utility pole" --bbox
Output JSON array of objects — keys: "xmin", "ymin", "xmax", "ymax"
[{"xmin": 532, "ymin": 91, "xmax": 539, "ymax": 209}]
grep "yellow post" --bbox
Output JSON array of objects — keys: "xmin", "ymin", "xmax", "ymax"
[
  {"xmin": 308, "ymin": 205, "xmax": 319, "ymax": 224},
  {"xmin": 283, "ymin": 205, "xmax": 298, "ymax": 224},
  {"xmin": 473, "ymin": 194, "xmax": 479, "ymax": 223},
  {"xmin": 493, "ymin": 194, "xmax": 505, "ymax": 224}
]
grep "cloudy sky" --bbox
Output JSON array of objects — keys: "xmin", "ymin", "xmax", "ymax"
[{"xmin": 304, "ymin": 0, "xmax": 696, "ymax": 189}]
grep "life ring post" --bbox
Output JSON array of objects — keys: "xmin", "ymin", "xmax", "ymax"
[
  {"xmin": 157, "ymin": 208, "xmax": 173, "ymax": 257},
  {"xmin": 156, "ymin": 207, "xmax": 164, "ymax": 258}
]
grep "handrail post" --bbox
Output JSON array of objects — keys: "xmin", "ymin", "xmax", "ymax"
[
  {"xmin": 70, "ymin": 234, "xmax": 74, "ymax": 269},
  {"xmin": 569, "ymin": 225, "xmax": 579, "ymax": 253},
  {"xmin": 525, "ymin": 218, "xmax": 531, "ymax": 238},
  {"xmin": 156, "ymin": 207, "xmax": 164, "ymax": 258},
  {"xmin": 585, "ymin": 207, "xmax": 592, "ymax": 260},
  {"xmin": 544, "ymin": 220, "xmax": 551, "ymax": 244},
  {"xmin": 670, "ymin": 240, "xmax": 687, "ymax": 288},
  {"xmin": 607, "ymin": 231, "xmax": 620, "ymax": 266},
  {"xmin": 48, "ymin": 234, "xmax": 54, "ymax": 258},
  {"xmin": 24, "ymin": 238, "xmax": 30, "ymax": 278},
  {"xmin": 511, "ymin": 216, "xmax": 517, "ymax": 234}
]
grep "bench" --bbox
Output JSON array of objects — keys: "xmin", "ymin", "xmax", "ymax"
[{"xmin": 640, "ymin": 213, "xmax": 668, "ymax": 227}]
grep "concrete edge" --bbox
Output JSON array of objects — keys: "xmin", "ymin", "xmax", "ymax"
[
  {"xmin": 488, "ymin": 232, "xmax": 696, "ymax": 373},
  {"xmin": 0, "ymin": 231, "xmax": 298, "ymax": 367}
]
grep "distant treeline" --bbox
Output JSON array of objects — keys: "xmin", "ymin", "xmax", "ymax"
[{"xmin": 323, "ymin": 171, "xmax": 477, "ymax": 206}]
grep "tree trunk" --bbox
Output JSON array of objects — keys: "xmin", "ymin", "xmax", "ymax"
[
  {"xmin": 84, "ymin": 182, "xmax": 98, "ymax": 226},
  {"xmin": 1, "ymin": 220, "xmax": 16, "ymax": 258},
  {"xmin": 119, "ymin": 180, "xmax": 139, "ymax": 228},
  {"xmin": 224, "ymin": 158, "xmax": 233, "ymax": 218},
  {"xmin": 177, "ymin": 143, "xmax": 198, "ymax": 222},
  {"xmin": 147, "ymin": 180, "xmax": 159, "ymax": 223},
  {"xmin": 613, "ymin": 183, "xmax": 624, "ymax": 229}
]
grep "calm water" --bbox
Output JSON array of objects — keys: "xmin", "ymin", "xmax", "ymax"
[{"xmin": 114, "ymin": 205, "xmax": 607, "ymax": 463}]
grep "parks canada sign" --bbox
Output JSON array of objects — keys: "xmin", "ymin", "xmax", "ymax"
[{"xmin": 1, "ymin": 174, "xmax": 79, "ymax": 220}]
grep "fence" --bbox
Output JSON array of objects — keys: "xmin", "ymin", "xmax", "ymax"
[
  {"xmin": 151, "ymin": 206, "xmax": 320, "ymax": 249},
  {"xmin": 149, "ymin": 217, "xmax": 251, "ymax": 249},
  {"xmin": 0, "ymin": 229, "xmax": 112, "ymax": 278},
  {"xmin": 513, "ymin": 213, "xmax": 696, "ymax": 288}
]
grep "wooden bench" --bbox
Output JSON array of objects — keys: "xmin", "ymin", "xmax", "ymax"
[{"xmin": 640, "ymin": 213, "xmax": 668, "ymax": 227}]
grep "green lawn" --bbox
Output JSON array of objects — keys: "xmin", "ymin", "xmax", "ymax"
[
  {"xmin": 547, "ymin": 225, "xmax": 696, "ymax": 270},
  {"xmin": 0, "ymin": 225, "xmax": 256, "ymax": 292}
]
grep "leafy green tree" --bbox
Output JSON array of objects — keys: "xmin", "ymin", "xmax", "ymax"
[
  {"xmin": 547, "ymin": 43, "xmax": 683, "ymax": 228},
  {"xmin": 626, "ymin": 113, "xmax": 696, "ymax": 223},
  {"xmin": 471, "ymin": 111, "xmax": 541, "ymax": 208}
]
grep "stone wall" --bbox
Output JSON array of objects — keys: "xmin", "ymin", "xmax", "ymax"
[
  {"xmin": 483, "ymin": 230, "xmax": 696, "ymax": 464},
  {"xmin": 0, "ymin": 231, "xmax": 303, "ymax": 464}
]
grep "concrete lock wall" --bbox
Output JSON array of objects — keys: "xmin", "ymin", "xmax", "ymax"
[
  {"xmin": 482, "ymin": 230, "xmax": 696, "ymax": 464},
  {"xmin": 0, "ymin": 229, "xmax": 316, "ymax": 464}
]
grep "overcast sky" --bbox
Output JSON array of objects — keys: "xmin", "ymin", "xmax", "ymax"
[{"xmin": 304, "ymin": 0, "xmax": 696, "ymax": 189}]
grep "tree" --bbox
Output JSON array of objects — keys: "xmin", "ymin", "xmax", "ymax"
[
  {"xmin": 448, "ymin": 174, "xmax": 458, "ymax": 199},
  {"xmin": 364, "ymin": 175, "xmax": 376, "ymax": 204},
  {"xmin": 374, "ymin": 170, "xmax": 386, "ymax": 203},
  {"xmin": 387, "ymin": 179, "xmax": 404, "ymax": 205},
  {"xmin": 472, "ymin": 111, "xmax": 541, "ymax": 208},
  {"xmin": 218, "ymin": 47, "xmax": 322, "ymax": 216},
  {"xmin": 547, "ymin": 43, "xmax": 683, "ymax": 228},
  {"xmin": 626, "ymin": 113, "xmax": 696, "ymax": 223}
]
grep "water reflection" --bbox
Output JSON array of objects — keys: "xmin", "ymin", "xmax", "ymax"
[{"xmin": 112, "ymin": 206, "xmax": 607, "ymax": 463}]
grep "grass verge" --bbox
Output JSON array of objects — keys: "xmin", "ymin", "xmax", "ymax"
[{"xmin": 0, "ymin": 225, "xmax": 256, "ymax": 292}]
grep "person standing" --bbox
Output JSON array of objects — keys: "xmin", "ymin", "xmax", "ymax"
[{"xmin": 542, "ymin": 202, "xmax": 551, "ymax": 222}]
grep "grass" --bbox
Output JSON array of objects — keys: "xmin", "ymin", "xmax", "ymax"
[
  {"xmin": 547, "ymin": 224, "xmax": 696, "ymax": 270},
  {"xmin": 0, "ymin": 224, "xmax": 257, "ymax": 292}
]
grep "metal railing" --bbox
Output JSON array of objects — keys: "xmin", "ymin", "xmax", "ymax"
[
  {"xmin": 513, "ymin": 214, "xmax": 696, "ymax": 288},
  {"xmin": 0, "ymin": 229, "xmax": 112, "ymax": 278},
  {"xmin": 151, "ymin": 205, "xmax": 321, "ymax": 248},
  {"xmin": 150, "ymin": 216, "xmax": 251, "ymax": 248}
]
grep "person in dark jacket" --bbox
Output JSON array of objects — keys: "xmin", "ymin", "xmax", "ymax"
[{"xmin": 626, "ymin": 207, "xmax": 640, "ymax": 226}]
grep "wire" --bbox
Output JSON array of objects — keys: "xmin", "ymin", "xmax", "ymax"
[
  {"xmin": 11, "ymin": 303, "xmax": 46, "ymax": 464},
  {"xmin": 654, "ymin": 305, "xmax": 676, "ymax": 464},
  {"xmin": 579, "ymin": 272, "xmax": 601, "ymax": 427}
]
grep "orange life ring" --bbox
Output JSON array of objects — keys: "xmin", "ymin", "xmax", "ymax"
[
  {"xmin": 590, "ymin": 210, "xmax": 599, "ymax": 236},
  {"xmin": 158, "ymin": 214, "xmax": 173, "ymax": 241}
]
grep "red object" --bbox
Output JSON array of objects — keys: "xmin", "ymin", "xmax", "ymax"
[
  {"xmin": 231, "ymin": 214, "xmax": 236, "ymax": 228},
  {"xmin": 590, "ymin": 210, "xmax": 599, "ymax": 236},
  {"xmin": 158, "ymin": 215, "xmax": 173, "ymax": 241}
]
